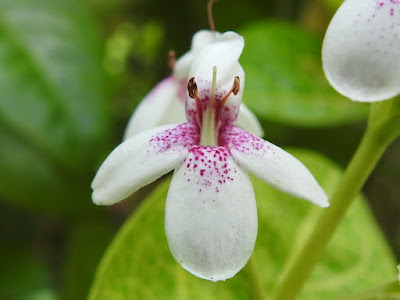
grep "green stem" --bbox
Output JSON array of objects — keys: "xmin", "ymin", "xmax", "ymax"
[
  {"xmin": 273, "ymin": 101, "xmax": 400, "ymax": 300},
  {"xmin": 243, "ymin": 255, "xmax": 268, "ymax": 300}
]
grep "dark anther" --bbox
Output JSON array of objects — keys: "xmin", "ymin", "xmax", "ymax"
[
  {"xmin": 232, "ymin": 76, "xmax": 240, "ymax": 95},
  {"xmin": 187, "ymin": 77, "xmax": 198, "ymax": 99}
]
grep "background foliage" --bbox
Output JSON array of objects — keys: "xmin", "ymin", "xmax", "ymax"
[{"xmin": 0, "ymin": 0, "xmax": 399, "ymax": 299}]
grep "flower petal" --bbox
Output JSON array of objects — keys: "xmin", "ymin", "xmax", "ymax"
[
  {"xmin": 165, "ymin": 146, "xmax": 257, "ymax": 281},
  {"xmin": 173, "ymin": 30, "xmax": 219, "ymax": 79},
  {"xmin": 92, "ymin": 123, "xmax": 199, "ymax": 205},
  {"xmin": 191, "ymin": 30, "xmax": 220, "ymax": 52},
  {"xmin": 189, "ymin": 31, "xmax": 244, "ymax": 88},
  {"xmin": 185, "ymin": 32, "xmax": 246, "ymax": 125},
  {"xmin": 322, "ymin": 0, "xmax": 400, "ymax": 101},
  {"xmin": 236, "ymin": 103, "xmax": 264, "ymax": 137},
  {"xmin": 220, "ymin": 126, "xmax": 328, "ymax": 207},
  {"xmin": 123, "ymin": 77, "xmax": 187, "ymax": 140}
]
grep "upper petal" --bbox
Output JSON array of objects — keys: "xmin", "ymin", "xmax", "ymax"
[
  {"xmin": 173, "ymin": 30, "xmax": 220, "ymax": 79},
  {"xmin": 191, "ymin": 30, "xmax": 220, "ymax": 52},
  {"xmin": 92, "ymin": 123, "xmax": 199, "ymax": 205},
  {"xmin": 322, "ymin": 0, "xmax": 400, "ymax": 102},
  {"xmin": 123, "ymin": 77, "xmax": 187, "ymax": 140},
  {"xmin": 236, "ymin": 103, "xmax": 264, "ymax": 137},
  {"xmin": 185, "ymin": 31, "xmax": 246, "ymax": 125},
  {"xmin": 165, "ymin": 146, "xmax": 257, "ymax": 281},
  {"xmin": 219, "ymin": 126, "xmax": 329, "ymax": 207},
  {"xmin": 189, "ymin": 31, "xmax": 244, "ymax": 88}
]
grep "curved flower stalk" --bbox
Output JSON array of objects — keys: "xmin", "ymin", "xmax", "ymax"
[
  {"xmin": 322, "ymin": 0, "xmax": 400, "ymax": 102},
  {"xmin": 124, "ymin": 30, "xmax": 264, "ymax": 139},
  {"xmin": 92, "ymin": 31, "xmax": 328, "ymax": 282}
]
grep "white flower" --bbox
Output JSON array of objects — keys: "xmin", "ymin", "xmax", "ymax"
[
  {"xmin": 322, "ymin": 0, "xmax": 400, "ymax": 101},
  {"xmin": 124, "ymin": 30, "xmax": 264, "ymax": 139},
  {"xmin": 92, "ymin": 31, "xmax": 329, "ymax": 282}
]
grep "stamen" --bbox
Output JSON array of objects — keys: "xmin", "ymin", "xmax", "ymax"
[
  {"xmin": 220, "ymin": 76, "xmax": 240, "ymax": 107},
  {"xmin": 210, "ymin": 66, "xmax": 217, "ymax": 107},
  {"xmin": 199, "ymin": 66, "xmax": 218, "ymax": 146},
  {"xmin": 207, "ymin": 0, "xmax": 217, "ymax": 32},
  {"xmin": 168, "ymin": 50, "xmax": 176, "ymax": 70},
  {"xmin": 188, "ymin": 77, "xmax": 202, "ymax": 126},
  {"xmin": 232, "ymin": 76, "xmax": 240, "ymax": 95},
  {"xmin": 187, "ymin": 77, "xmax": 198, "ymax": 99}
]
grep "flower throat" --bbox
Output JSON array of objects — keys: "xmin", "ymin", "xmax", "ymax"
[{"xmin": 187, "ymin": 66, "xmax": 240, "ymax": 146}]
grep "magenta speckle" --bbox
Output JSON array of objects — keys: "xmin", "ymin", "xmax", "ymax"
[
  {"xmin": 184, "ymin": 77, "xmax": 242, "ymax": 127},
  {"xmin": 183, "ymin": 146, "xmax": 236, "ymax": 194},
  {"xmin": 148, "ymin": 123, "xmax": 199, "ymax": 153},
  {"xmin": 219, "ymin": 125, "xmax": 266, "ymax": 154},
  {"xmin": 374, "ymin": 0, "xmax": 400, "ymax": 15},
  {"xmin": 362, "ymin": 0, "xmax": 400, "ymax": 49}
]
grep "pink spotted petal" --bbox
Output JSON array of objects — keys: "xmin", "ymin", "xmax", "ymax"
[
  {"xmin": 92, "ymin": 123, "xmax": 199, "ymax": 205},
  {"xmin": 165, "ymin": 146, "xmax": 257, "ymax": 281},
  {"xmin": 323, "ymin": 0, "xmax": 400, "ymax": 101},
  {"xmin": 220, "ymin": 126, "xmax": 329, "ymax": 207},
  {"xmin": 125, "ymin": 76, "xmax": 264, "ymax": 138}
]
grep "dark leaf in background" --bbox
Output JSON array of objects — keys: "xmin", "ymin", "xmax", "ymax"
[
  {"xmin": 0, "ymin": 0, "xmax": 111, "ymax": 214},
  {"xmin": 61, "ymin": 218, "xmax": 116, "ymax": 300},
  {"xmin": 240, "ymin": 21, "xmax": 369, "ymax": 127},
  {"xmin": 88, "ymin": 150, "xmax": 396, "ymax": 300},
  {"xmin": 0, "ymin": 246, "xmax": 57, "ymax": 299}
]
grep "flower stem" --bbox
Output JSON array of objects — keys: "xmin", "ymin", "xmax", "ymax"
[
  {"xmin": 243, "ymin": 255, "xmax": 268, "ymax": 300},
  {"xmin": 273, "ymin": 100, "xmax": 400, "ymax": 300}
]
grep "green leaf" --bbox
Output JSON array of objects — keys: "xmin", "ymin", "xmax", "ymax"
[
  {"xmin": 239, "ymin": 21, "xmax": 369, "ymax": 127},
  {"xmin": 318, "ymin": 0, "xmax": 343, "ymax": 11},
  {"xmin": 89, "ymin": 149, "xmax": 396, "ymax": 299},
  {"xmin": 0, "ymin": 0, "xmax": 110, "ymax": 213},
  {"xmin": 341, "ymin": 281, "xmax": 400, "ymax": 300}
]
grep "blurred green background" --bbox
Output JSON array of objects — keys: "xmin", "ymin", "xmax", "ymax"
[{"xmin": 0, "ymin": 0, "xmax": 399, "ymax": 299}]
